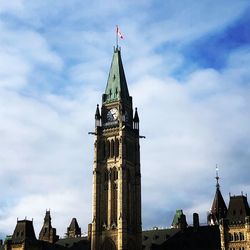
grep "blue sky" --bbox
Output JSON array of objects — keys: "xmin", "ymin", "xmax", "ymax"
[{"xmin": 1, "ymin": 0, "xmax": 250, "ymax": 239}]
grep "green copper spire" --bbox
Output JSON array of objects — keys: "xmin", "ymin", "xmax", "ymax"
[{"xmin": 103, "ymin": 47, "xmax": 130, "ymax": 103}]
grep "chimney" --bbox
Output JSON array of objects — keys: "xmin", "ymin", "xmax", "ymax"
[{"xmin": 193, "ymin": 213, "xmax": 199, "ymax": 232}]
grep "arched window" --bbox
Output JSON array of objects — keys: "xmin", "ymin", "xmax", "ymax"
[
  {"xmin": 239, "ymin": 232, "xmax": 244, "ymax": 241},
  {"xmin": 114, "ymin": 139, "xmax": 119, "ymax": 157},
  {"xmin": 229, "ymin": 233, "xmax": 233, "ymax": 241},
  {"xmin": 234, "ymin": 232, "xmax": 239, "ymax": 241},
  {"xmin": 110, "ymin": 139, "xmax": 114, "ymax": 158}
]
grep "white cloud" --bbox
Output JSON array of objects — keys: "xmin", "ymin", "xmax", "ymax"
[
  {"xmin": 0, "ymin": 0, "xmax": 24, "ymax": 14},
  {"xmin": 0, "ymin": 0, "xmax": 250, "ymax": 238}
]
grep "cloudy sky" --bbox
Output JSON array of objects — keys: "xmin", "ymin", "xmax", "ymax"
[{"xmin": 1, "ymin": 0, "xmax": 250, "ymax": 239}]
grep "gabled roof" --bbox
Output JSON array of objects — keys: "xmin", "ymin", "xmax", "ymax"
[
  {"xmin": 227, "ymin": 195, "xmax": 250, "ymax": 224},
  {"xmin": 103, "ymin": 48, "xmax": 130, "ymax": 103}
]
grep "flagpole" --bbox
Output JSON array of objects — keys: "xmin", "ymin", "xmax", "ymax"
[{"xmin": 116, "ymin": 25, "xmax": 118, "ymax": 49}]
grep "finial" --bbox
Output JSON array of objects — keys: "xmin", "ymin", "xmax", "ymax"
[{"xmin": 215, "ymin": 164, "xmax": 220, "ymax": 189}]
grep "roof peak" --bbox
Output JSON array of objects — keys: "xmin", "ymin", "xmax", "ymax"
[
  {"xmin": 215, "ymin": 165, "xmax": 220, "ymax": 189},
  {"xmin": 103, "ymin": 48, "xmax": 130, "ymax": 104}
]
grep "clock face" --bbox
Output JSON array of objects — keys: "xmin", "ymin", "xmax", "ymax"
[{"xmin": 107, "ymin": 108, "xmax": 118, "ymax": 121}]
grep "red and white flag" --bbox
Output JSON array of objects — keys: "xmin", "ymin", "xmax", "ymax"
[{"xmin": 116, "ymin": 26, "xmax": 124, "ymax": 39}]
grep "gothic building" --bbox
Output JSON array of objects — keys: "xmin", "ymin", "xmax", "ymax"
[
  {"xmin": 220, "ymin": 195, "xmax": 250, "ymax": 250},
  {"xmin": 207, "ymin": 170, "xmax": 228, "ymax": 226},
  {"xmin": 89, "ymin": 47, "xmax": 142, "ymax": 250},
  {"xmin": 207, "ymin": 171, "xmax": 250, "ymax": 250},
  {"xmin": 1, "ymin": 47, "xmax": 250, "ymax": 250}
]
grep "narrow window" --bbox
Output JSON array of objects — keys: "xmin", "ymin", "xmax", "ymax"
[
  {"xmin": 106, "ymin": 140, "xmax": 110, "ymax": 158},
  {"xmin": 115, "ymin": 139, "xmax": 119, "ymax": 157},
  {"xmin": 111, "ymin": 140, "xmax": 114, "ymax": 158},
  {"xmin": 239, "ymin": 232, "xmax": 244, "ymax": 241},
  {"xmin": 234, "ymin": 232, "xmax": 239, "ymax": 241}
]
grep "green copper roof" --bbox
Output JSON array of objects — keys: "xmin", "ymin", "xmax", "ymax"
[
  {"xmin": 104, "ymin": 48, "xmax": 130, "ymax": 103},
  {"xmin": 172, "ymin": 209, "xmax": 184, "ymax": 227}
]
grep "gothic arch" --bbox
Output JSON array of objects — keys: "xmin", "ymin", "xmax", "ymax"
[{"xmin": 101, "ymin": 238, "xmax": 116, "ymax": 250}]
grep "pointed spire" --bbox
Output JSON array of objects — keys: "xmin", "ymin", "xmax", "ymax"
[
  {"xmin": 95, "ymin": 104, "xmax": 101, "ymax": 127},
  {"xmin": 95, "ymin": 104, "xmax": 101, "ymax": 120},
  {"xmin": 39, "ymin": 210, "xmax": 59, "ymax": 243},
  {"xmin": 133, "ymin": 108, "xmax": 139, "ymax": 122},
  {"xmin": 208, "ymin": 167, "xmax": 227, "ymax": 225},
  {"xmin": 67, "ymin": 218, "xmax": 81, "ymax": 238},
  {"xmin": 103, "ymin": 48, "xmax": 130, "ymax": 103},
  {"xmin": 133, "ymin": 108, "xmax": 139, "ymax": 130}
]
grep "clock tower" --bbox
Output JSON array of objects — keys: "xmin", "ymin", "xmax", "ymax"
[{"xmin": 90, "ymin": 47, "xmax": 142, "ymax": 250}]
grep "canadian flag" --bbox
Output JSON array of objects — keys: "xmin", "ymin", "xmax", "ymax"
[{"xmin": 116, "ymin": 26, "xmax": 124, "ymax": 39}]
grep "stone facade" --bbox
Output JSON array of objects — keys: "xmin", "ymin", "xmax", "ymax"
[
  {"xmin": 90, "ymin": 47, "xmax": 142, "ymax": 250},
  {"xmin": 220, "ymin": 196, "xmax": 250, "ymax": 250}
]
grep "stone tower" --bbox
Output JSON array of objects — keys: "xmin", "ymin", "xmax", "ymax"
[
  {"xmin": 39, "ymin": 210, "xmax": 59, "ymax": 244},
  {"xmin": 90, "ymin": 47, "xmax": 142, "ymax": 250}
]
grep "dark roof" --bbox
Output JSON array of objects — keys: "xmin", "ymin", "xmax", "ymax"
[
  {"xmin": 209, "ymin": 186, "xmax": 227, "ymax": 224},
  {"xmin": 68, "ymin": 218, "xmax": 80, "ymax": 231},
  {"xmin": 152, "ymin": 225, "xmax": 221, "ymax": 250},
  {"xmin": 95, "ymin": 104, "xmax": 101, "ymax": 120},
  {"xmin": 142, "ymin": 228, "xmax": 180, "ymax": 250},
  {"xmin": 227, "ymin": 195, "xmax": 250, "ymax": 224},
  {"xmin": 11, "ymin": 219, "xmax": 36, "ymax": 244},
  {"xmin": 56, "ymin": 237, "xmax": 90, "ymax": 250},
  {"xmin": 133, "ymin": 108, "xmax": 139, "ymax": 122},
  {"xmin": 103, "ymin": 48, "xmax": 130, "ymax": 104}
]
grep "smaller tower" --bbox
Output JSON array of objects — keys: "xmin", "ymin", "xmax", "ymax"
[
  {"xmin": 95, "ymin": 104, "xmax": 101, "ymax": 128},
  {"xmin": 171, "ymin": 210, "xmax": 187, "ymax": 229},
  {"xmin": 39, "ymin": 210, "xmax": 59, "ymax": 244},
  {"xmin": 66, "ymin": 218, "xmax": 81, "ymax": 238},
  {"xmin": 208, "ymin": 167, "xmax": 227, "ymax": 225},
  {"xmin": 133, "ymin": 107, "xmax": 139, "ymax": 130},
  {"xmin": 12, "ymin": 219, "xmax": 37, "ymax": 244}
]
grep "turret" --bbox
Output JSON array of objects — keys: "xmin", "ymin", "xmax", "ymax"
[
  {"xmin": 66, "ymin": 218, "xmax": 81, "ymax": 238},
  {"xmin": 208, "ymin": 167, "xmax": 227, "ymax": 225},
  {"xmin": 39, "ymin": 210, "xmax": 59, "ymax": 244},
  {"xmin": 133, "ymin": 108, "xmax": 139, "ymax": 130},
  {"xmin": 95, "ymin": 104, "xmax": 101, "ymax": 128}
]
